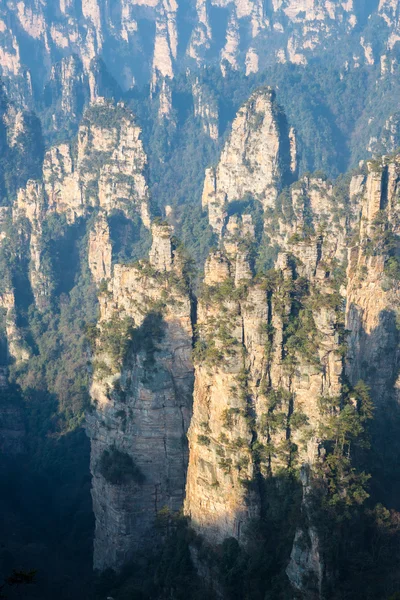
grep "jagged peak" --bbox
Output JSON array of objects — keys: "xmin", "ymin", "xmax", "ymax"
[
  {"xmin": 202, "ymin": 86, "xmax": 292, "ymax": 234},
  {"xmin": 149, "ymin": 220, "xmax": 174, "ymax": 272},
  {"xmin": 204, "ymin": 249, "xmax": 231, "ymax": 285},
  {"xmin": 357, "ymin": 152, "xmax": 400, "ymax": 238},
  {"xmin": 238, "ymin": 85, "xmax": 276, "ymax": 110}
]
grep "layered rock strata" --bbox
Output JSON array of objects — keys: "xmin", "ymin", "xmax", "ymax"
[
  {"xmin": 202, "ymin": 87, "xmax": 293, "ymax": 234},
  {"xmin": 87, "ymin": 223, "xmax": 194, "ymax": 570},
  {"xmin": 12, "ymin": 99, "xmax": 150, "ymax": 308},
  {"xmin": 346, "ymin": 158, "xmax": 400, "ymax": 407},
  {"xmin": 185, "ymin": 195, "xmax": 347, "ymax": 545}
]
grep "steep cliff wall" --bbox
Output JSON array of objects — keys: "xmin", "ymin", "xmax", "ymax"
[
  {"xmin": 185, "ymin": 183, "xmax": 348, "ymax": 548},
  {"xmin": 346, "ymin": 158, "xmax": 400, "ymax": 408},
  {"xmin": 88, "ymin": 212, "xmax": 112, "ymax": 284},
  {"xmin": 87, "ymin": 223, "xmax": 194, "ymax": 570},
  {"xmin": 185, "ymin": 241, "xmax": 260, "ymax": 543},
  {"xmin": 11, "ymin": 98, "xmax": 150, "ymax": 309},
  {"xmin": 192, "ymin": 78, "xmax": 219, "ymax": 141},
  {"xmin": 202, "ymin": 87, "xmax": 293, "ymax": 234},
  {"xmin": 184, "ymin": 95, "xmax": 383, "ymax": 597}
]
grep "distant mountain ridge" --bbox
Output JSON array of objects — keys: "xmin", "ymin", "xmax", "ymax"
[{"xmin": 0, "ymin": 0, "xmax": 397, "ymax": 105}]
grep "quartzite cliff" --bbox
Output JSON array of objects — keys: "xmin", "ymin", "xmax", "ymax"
[{"xmin": 0, "ymin": 73, "xmax": 399, "ymax": 600}]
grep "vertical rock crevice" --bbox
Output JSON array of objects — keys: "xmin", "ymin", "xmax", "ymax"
[{"xmin": 87, "ymin": 222, "xmax": 194, "ymax": 570}]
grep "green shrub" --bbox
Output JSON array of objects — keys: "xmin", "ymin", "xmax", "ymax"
[
  {"xmin": 385, "ymin": 256, "xmax": 400, "ymax": 282},
  {"xmin": 99, "ymin": 447, "xmax": 145, "ymax": 485},
  {"xmin": 197, "ymin": 434, "xmax": 211, "ymax": 446},
  {"xmin": 218, "ymin": 458, "xmax": 232, "ymax": 474}
]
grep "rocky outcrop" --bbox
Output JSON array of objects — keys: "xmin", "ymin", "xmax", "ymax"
[
  {"xmin": 185, "ymin": 181, "xmax": 347, "ymax": 547},
  {"xmin": 73, "ymin": 98, "xmax": 150, "ymax": 225},
  {"xmin": 17, "ymin": 98, "xmax": 150, "ymax": 226},
  {"xmin": 88, "ymin": 212, "xmax": 112, "ymax": 284},
  {"xmin": 202, "ymin": 88, "xmax": 293, "ymax": 234},
  {"xmin": 12, "ymin": 98, "xmax": 151, "ymax": 308},
  {"xmin": 346, "ymin": 158, "xmax": 400, "ymax": 409},
  {"xmin": 87, "ymin": 223, "xmax": 194, "ymax": 570},
  {"xmin": 192, "ymin": 78, "xmax": 219, "ymax": 141}
]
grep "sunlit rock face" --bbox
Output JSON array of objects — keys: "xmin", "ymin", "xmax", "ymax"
[
  {"xmin": 346, "ymin": 158, "xmax": 400, "ymax": 409},
  {"xmin": 186, "ymin": 113, "xmax": 350, "ymax": 550},
  {"xmin": 202, "ymin": 87, "xmax": 293, "ymax": 234},
  {"xmin": 185, "ymin": 101, "xmax": 400, "ymax": 595},
  {"xmin": 184, "ymin": 186, "xmax": 347, "ymax": 548}
]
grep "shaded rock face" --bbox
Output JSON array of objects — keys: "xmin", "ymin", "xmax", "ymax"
[
  {"xmin": 0, "ymin": 403, "xmax": 24, "ymax": 455},
  {"xmin": 44, "ymin": 55, "xmax": 90, "ymax": 132},
  {"xmin": 87, "ymin": 224, "xmax": 194, "ymax": 571},
  {"xmin": 0, "ymin": 271, "xmax": 25, "ymax": 455},
  {"xmin": 286, "ymin": 468, "xmax": 323, "ymax": 600},
  {"xmin": 0, "ymin": 289, "xmax": 30, "ymax": 364},
  {"xmin": 202, "ymin": 88, "xmax": 293, "ymax": 234},
  {"xmin": 192, "ymin": 78, "xmax": 219, "ymax": 141},
  {"xmin": 0, "ymin": 207, "xmax": 32, "ymax": 366},
  {"xmin": 0, "ymin": 369, "xmax": 25, "ymax": 456},
  {"xmin": 0, "ymin": 91, "xmax": 44, "ymax": 206}
]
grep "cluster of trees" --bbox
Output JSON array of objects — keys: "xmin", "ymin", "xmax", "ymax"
[{"xmin": 99, "ymin": 448, "xmax": 145, "ymax": 486}]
